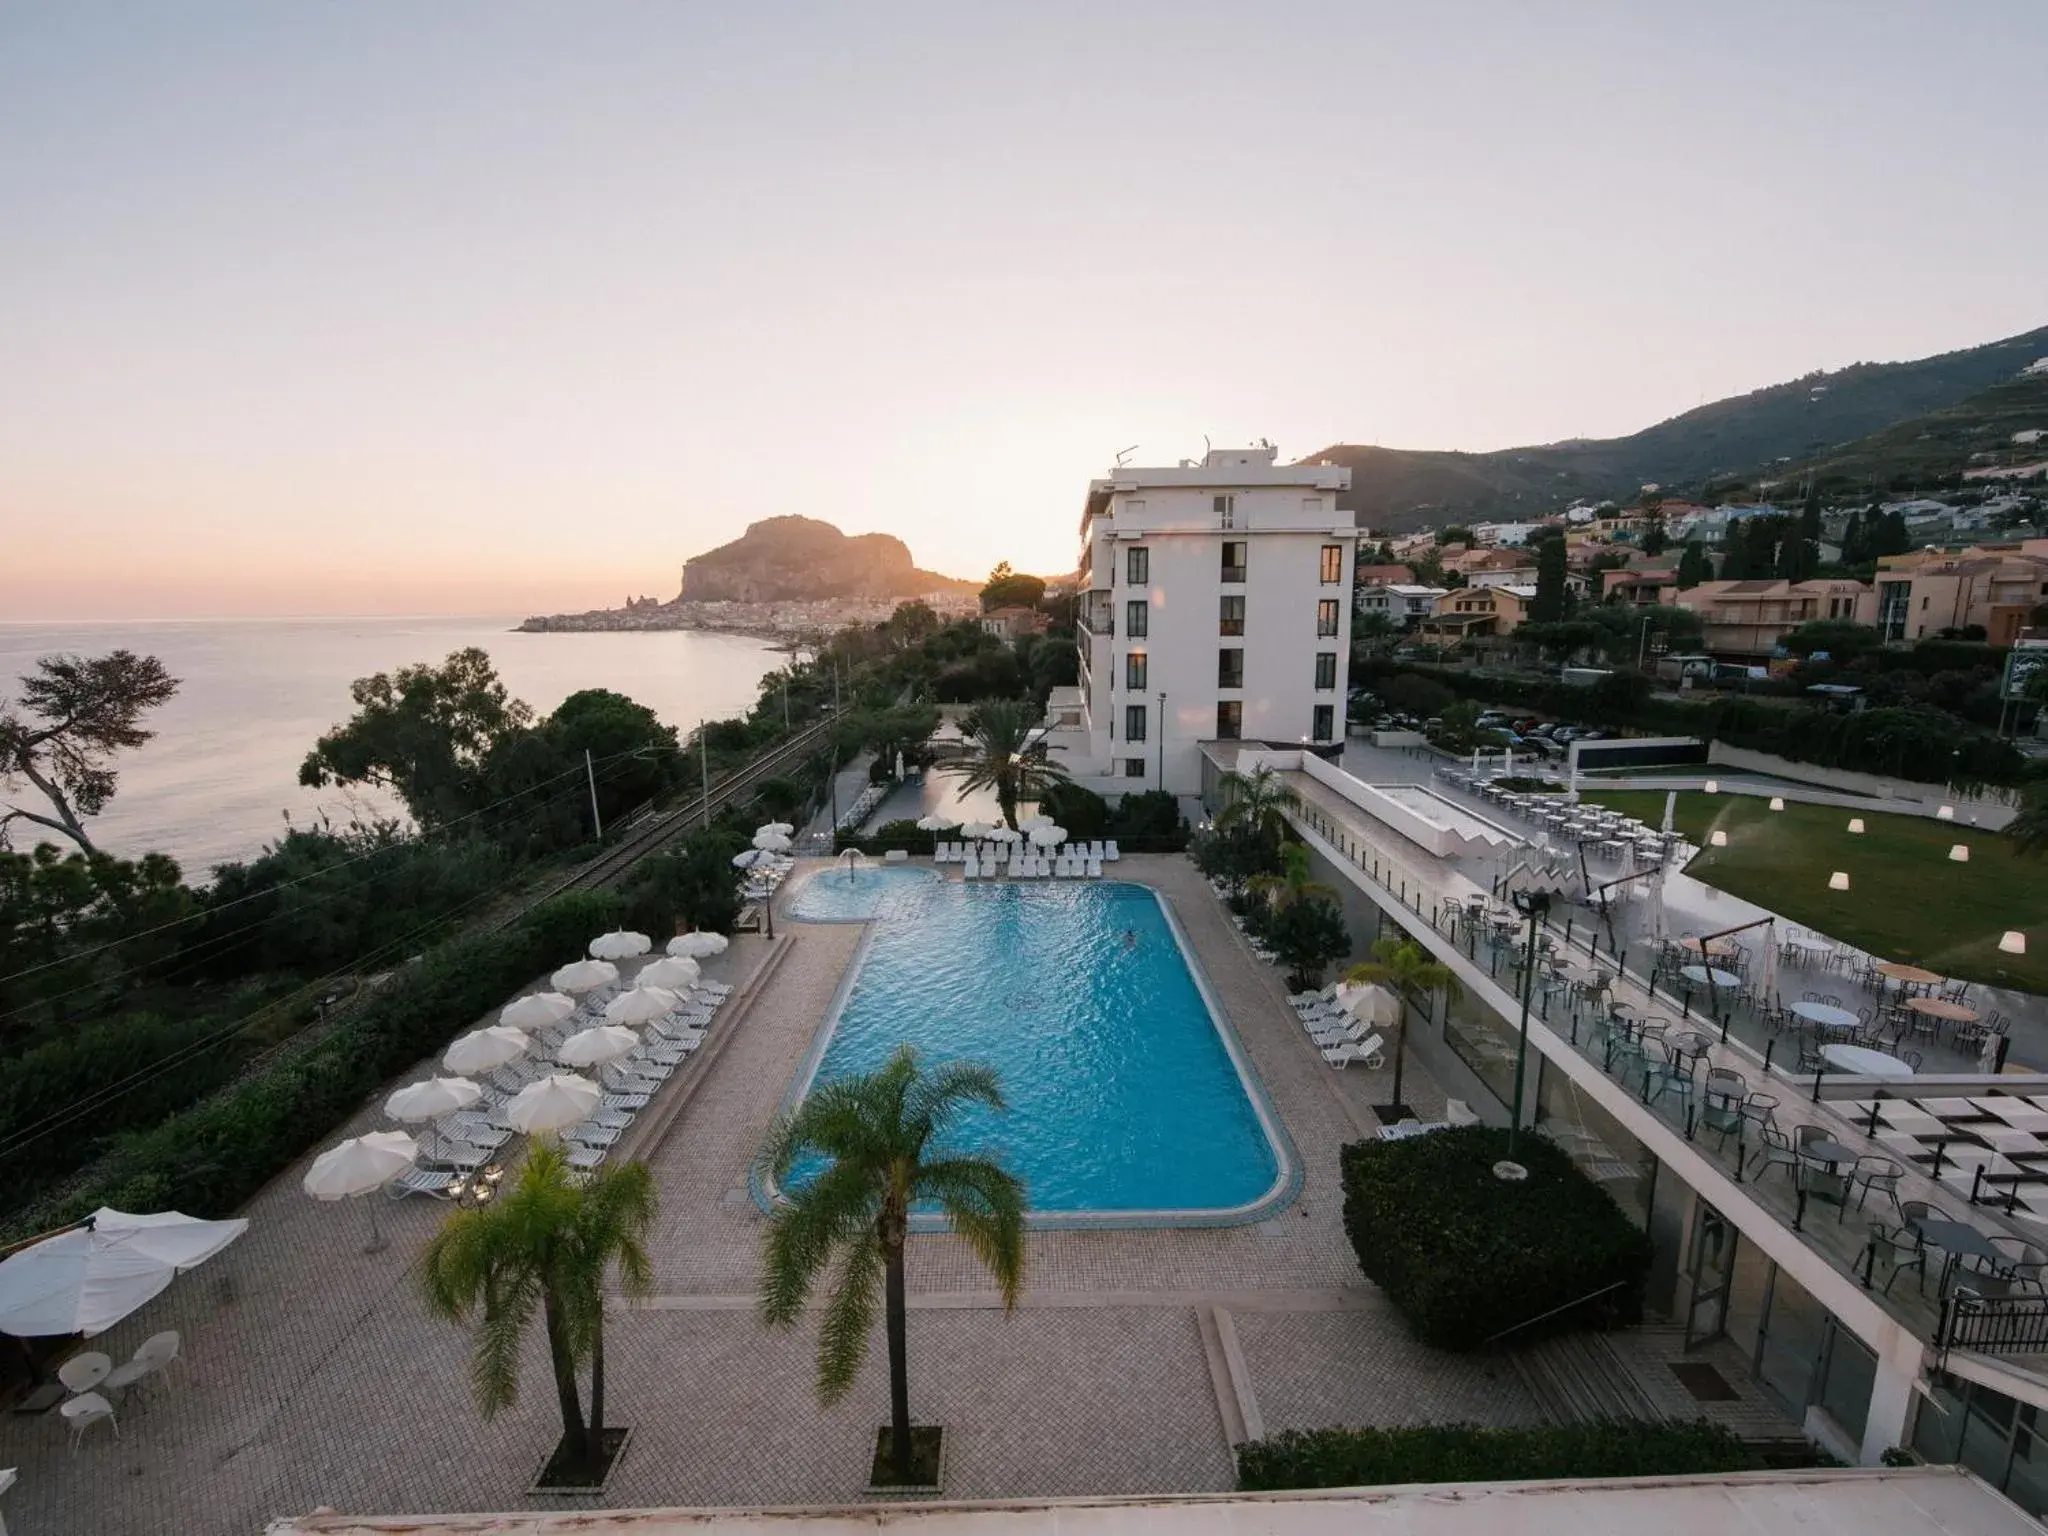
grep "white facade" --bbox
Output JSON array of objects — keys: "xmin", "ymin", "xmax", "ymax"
[
  {"xmin": 1356, "ymin": 581, "xmax": 1447, "ymax": 625},
  {"xmin": 1055, "ymin": 446, "xmax": 1354, "ymax": 797}
]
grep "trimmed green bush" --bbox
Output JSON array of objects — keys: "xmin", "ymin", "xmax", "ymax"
[
  {"xmin": 1236, "ymin": 1419, "xmax": 1765, "ymax": 1491},
  {"xmin": 834, "ymin": 819, "xmax": 937, "ymax": 856},
  {"xmin": 1341, "ymin": 1126, "xmax": 1650, "ymax": 1351}
]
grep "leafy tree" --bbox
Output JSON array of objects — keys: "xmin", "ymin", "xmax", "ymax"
[
  {"xmin": 1108, "ymin": 788, "xmax": 1183, "ymax": 842},
  {"xmin": 2007, "ymin": 784, "xmax": 2048, "ymax": 860},
  {"xmin": 940, "ymin": 700, "xmax": 1069, "ymax": 829},
  {"xmin": 758, "ymin": 1046, "xmax": 1025, "ymax": 1485},
  {"xmin": 421, "ymin": 1143, "xmax": 656, "ymax": 1481},
  {"xmin": 1871, "ymin": 508, "xmax": 1913, "ymax": 558},
  {"xmin": 540, "ymin": 689, "xmax": 683, "ymax": 826},
  {"xmin": 1638, "ymin": 511, "xmax": 1668, "ymax": 555},
  {"xmin": 1782, "ymin": 619, "xmax": 1882, "ymax": 663},
  {"xmin": 1025, "ymin": 636, "xmax": 1079, "ymax": 696},
  {"xmin": 1038, "ymin": 781, "xmax": 1110, "ymax": 840},
  {"xmin": 1838, "ymin": 508, "xmax": 1868, "ymax": 567},
  {"xmin": 979, "ymin": 561, "xmax": 1047, "ymax": 612},
  {"xmin": 1436, "ymin": 526, "xmax": 1475, "ymax": 547},
  {"xmin": 1584, "ymin": 551, "xmax": 1629, "ymax": 597},
  {"xmin": 1, "ymin": 650, "xmax": 180, "ymax": 855},
  {"xmin": 1353, "ymin": 611, "xmax": 1401, "ymax": 658},
  {"xmin": 300, "ymin": 648, "xmax": 532, "ymax": 829},
  {"xmin": 1264, "ymin": 896, "xmax": 1353, "ymax": 991},
  {"xmin": 624, "ymin": 826, "xmax": 748, "ymax": 936},
  {"xmin": 1529, "ymin": 534, "xmax": 1569, "ymax": 624},
  {"xmin": 1717, "ymin": 519, "xmax": 1758, "ymax": 581},
  {"xmin": 1675, "ymin": 541, "xmax": 1712, "ymax": 589},
  {"xmin": 883, "ymin": 600, "xmax": 941, "ymax": 642},
  {"xmin": 1346, "ymin": 936, "xmax": 1464, "ymax": 1117}
]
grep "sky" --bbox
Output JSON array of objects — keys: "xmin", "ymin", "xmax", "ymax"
[{"xmin": 3, "ymin": 1, "xmax": 2044, "ymax": 620}]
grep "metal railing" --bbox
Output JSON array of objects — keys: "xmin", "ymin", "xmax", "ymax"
[
  {"xmin": 1939, "ymin": 1293, "xmax": 2048, "ymax": 1358},
  {"xmin": 1482, "ymin": 1278, "xmax": 1634, "ymax": 1349}
]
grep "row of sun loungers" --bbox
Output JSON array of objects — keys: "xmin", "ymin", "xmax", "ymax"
[
  {"xmin": 961, "ymin": 853, "xmax": 1104, "ymax": 879},
  {"xmin": 935, "ymin": 840, "xmax": 1120, "ymax": 864},
  {"xmin": 1288, "ymin": 984, "xmax": 1389, "ymax": 1069}
]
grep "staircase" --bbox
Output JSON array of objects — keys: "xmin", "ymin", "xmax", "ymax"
[{"xmin": 1510, "ymin": 1332, "xmax": 1663, "ymax": 1425}]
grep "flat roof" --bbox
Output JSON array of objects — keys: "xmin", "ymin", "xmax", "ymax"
[{"xmin": 262, "ymin": 1468, "xmax": 2041, "ymax": 1535}]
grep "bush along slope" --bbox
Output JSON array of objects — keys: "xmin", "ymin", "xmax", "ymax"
[
  {"xmin": 1341, "ymin": 1125, "xmax": 1651, "ymax": 1351},
  {"xmin": 1236, "ymin": 1420, "xmax": 1766, "ymax": 1491}
]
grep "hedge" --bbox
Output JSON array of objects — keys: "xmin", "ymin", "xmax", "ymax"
[
  {"xmin": 1, "ymin": 888, "xmax": 625, "ymax": 1242},
  {"xmin": 1341, "ymin": 1126, "xmax": 1650, "ymax": 1351},
  {"xmin": 1236, "ymin": 1420, "xmax": 1766, "ymax": 1490}
]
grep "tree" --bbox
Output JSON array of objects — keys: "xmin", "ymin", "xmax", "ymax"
[
  {"xmin": 1675, "ymin": 541, "xmax": 1712, "ymax": 589},
  {"xmin": 1436, "ymin": 526, "xmax": 1475, "ymax": 548},
  {"xmin": 1638, "ymin": 510, "xmax": 1669, "ymax": 556},
  {"xmin": 1872, "ymin": 509, "xmax": 1913, "ymax": 558},
  {"xmin": 1247, "ymin": 841, "xmax": 1338, "ymax": 915},
  {"xmin": 2007, "ymin": 784, "xmax": 2048, "ymax": 860},
  {"xmin": 1839, "ymin": 508, "xmax": 1867, "ymax": 567},
  {"xmin": 940, "ymin": 700, "xmax": 1069, "ymax": 829},
  {"xmin": 1782, "ymin": 619, "xmax": 1882, "ymax": 663},
  {"xmin": 980, "ymin": 561, "xmax": 1047, "ymax": 612},
  {"xmin": 1346, "ymin": 936, "xmax": 1464, "ymax": 1118},
  {"xmin": 1213, "ymin": 765, "xmax": 1300, "ymax": 845},
  {"xmin": 301, "ymin": 648, "xmax": 532, "ymax": 829},
  {"xmin": 1717, "ymin": 519, "xmax": 1756, "ymax": 581},
  {"xmin": 0, "ymin": 650, "xmax": 180, "ymax": 855},
  {"xmin": 758, "ymin": 1046, "xmax": 1024, "ymax": 1484},
  {"xmin": 1264, "ymin": 897, "xmax": 1353, "ymax": 991},
  {"xmin": 1530, "ymin": 534, "xmax": 1569, "ymax": 624},
  {"xmin": 421, "ymin": 1143, "xmax": 656, "ymax": 1482}
]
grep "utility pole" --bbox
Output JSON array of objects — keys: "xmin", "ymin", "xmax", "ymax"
[
  {"xmin": 782, "ymin": 672, "xmax": 790, "ymax": 730},
  {"xmin": 1507, "ymin": 890, "xmax": 1549, "ymax": 1157},
  {"xmin": 585, "ymin": 749, "xmax": 603, "ymax": 841},
  {"xmin": 1636, "ymin": 617, "xmax": 1652, "ymax": 670},
  {"xmin": 699, "ymin": 724, "xmax": 711, "ymax": 829}
]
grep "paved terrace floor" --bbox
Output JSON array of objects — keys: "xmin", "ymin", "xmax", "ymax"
[{"xmin": 0, "ymin": 857, "xmax": 1556, "ymax": 1534}]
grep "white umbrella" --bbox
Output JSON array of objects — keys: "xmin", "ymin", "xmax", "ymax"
[
  {"xmin": 752, "ymin": 830, "xmax": 793, "ymax": 853},
  {"xmin": 1028, "ymin": 824, "xmax": 1067, "ymax": 848},
  {"xmin": 500, "ymin": 992, "xmax": 575, "ymax": 1030},
  {"xmin": 552, "ymin": 958, "xmax": 619, "ymax": 994},
  {"xmin": 638, "ymin": 955, "xmax": 701, "ymax": 990},
  {"xmin": 958, "ymin": 820, "xmax": 994, "ymax": 840},
  {"xmin": 557, "ymin": 1025, "xmax": 640, "ymax": 1067},
  {"xmin": 1758, "ymin": 920, "xmax": 1779, "ymax": 1011},
  {"xmin": 1661, "ymin": 791, "xmax": 1677, "ymax": 835},
  {"xmin": 0, "ymin": 1208, "xmax": 249, "ymax": 1338},
  {"xmin": 1019, "ymin": 815, "xmax": 1053, "ymax": 831},
  {"xmin": 303, "ymin": 1131, "xmax": 419, "ymax": 1251},
  {"xmin": 915, "ymin": 814, "xmax": 957, "ymax": 831},
  {"xmin": 588, "ymin": 930, "xmax": 651, "ymax": 960},
  {"xmin": 1344, "ymin": 984, "xmax": 1402, "ymax": 1029},
  {"xmin": 386, "ymin": 1077, "xmax": 483, "ymax": 1123},
  {"xmin": 733, "ymin": 847, "xmax": 779, "ymax": 870},
  {"xmin": 444, "ymin": 1024, "xmax": 530, "ymax": 1074},
  {"xmin": 755, "ymin": 821, "xmax": 794, "ymax": 837},
  {"xmin": 894, "ymin": 751, "xmax": 905, "ymax": 780},
  {"xmin": 990, "ymin": 826, "xmax": 1023, "ymax": 843},
  {"xmin": 605, "ymin": 985, "xmax": 678, "ymax": 1024},
  {"xmin": 505, "ymin": 1074, "xmax": 602, "ymax": 1135},
  {"xmin": 668, "ymin": 931, "xmax": 729, "ymax": 958}
]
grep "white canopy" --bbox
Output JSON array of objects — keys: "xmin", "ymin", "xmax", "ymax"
[
  {"xmin": 958, "ymin": 821, "xmax": 994, "ymax": 840},
  {"xmin": 500, "ymin": 992, "xmax": 575, "ymax": 1030},
  {"xmin": 588, "ymin": 930, "xmax": 651, "ymax": 960},
  {"xmin": 0, "ymin": 1208, "xmax": 249, "ymax": 1338},
  {"xmin": 754, "ymin": 822, "xmax": 794, "ymax": 837},
  {"xmin": 1343, "ymin": 984, "xmax": 1402, "ymax": 1028},
  {"xmin": 915, "ymin": 814, "xmax": 957, "ymax": 831},
  {"xmin": 551, "ymin": 958, "xmax": 619, "ymax": 994},
  {"xmin": 557, "ymin": 1025, "xmax": 640, "ymax": 1067},
  {"xmin": 733, "ymin": 847, "xmax": 779, "ymax": 870},
  {"xmin": 604, "ymin": 986, "xmax": 678, "ymax": 1024},
  {"xmin": 752, "ymin": 830, "xmax": 793, "ymax": 853},
  {"xmin": 637, "ymin": 955, "xmax": 701, "ymax": 990},
  {"xmin": 988, "ymin": 826, "xmax": 1022, "ymax": 843},
  {"xmin": 1019, "ymin": 815, "xmax": 1054, "ymax": 831},
  {"xmin": 1028, "ymin": 824, "xmax": 1068, "ymax": 847},
  {"xmin": 386, "ymin": 1077, "xmax": 483, "ymax": 1123},
  {"xmin": 302, "ymin": 1131, "xmax": 418, "ymax": 1202},
  {"xmin": 444, "ymin": 1024, "xmax": 530, "ymax": 1074},
  {"xmin": 505, "ymin": 1074, "xmax": 601, "ymax": 1134},
  {"xmin": 668, "ymin": 931, "xmax": 729, "ymax": 958}
]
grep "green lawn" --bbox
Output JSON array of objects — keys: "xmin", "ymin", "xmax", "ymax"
[{"xmin": 1585, "ymin": 790, "xmax": 2047, "ymax": 994}]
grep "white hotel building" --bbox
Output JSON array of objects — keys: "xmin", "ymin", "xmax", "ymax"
[{"xmin": 1045, "ymin": 446, "xmax": 1355, "ymax": 799}]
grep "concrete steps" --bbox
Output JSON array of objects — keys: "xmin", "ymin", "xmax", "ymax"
[{"xmin": 1510, "ymin": 1331, "xmax": 1663, "ymax": 1426}]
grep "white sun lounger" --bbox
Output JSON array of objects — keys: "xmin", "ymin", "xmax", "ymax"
[
  {"xmin": 387, "ymin": 1167, "xmax": 458, "ymax": 1200},
  {"xmin": 1103, "ymin": 840, "xmax": 1120, "ymax": 861}
]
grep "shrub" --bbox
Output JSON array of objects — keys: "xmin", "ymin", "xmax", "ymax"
[
  {"xmin": 1341, "ymin": 1126, "xmax": 1650, "ymax": 1351},
  {"xmin": 835, "ymin": 819, "xmax": 937, "ymax": 856},
  {"xmin": 1236, "ymin": 1420, "xmax": 1765, "ymax": 1491},
  {"xmin": 1039, "ymin": 782, "xmax": 1110, "ymax": 840}
]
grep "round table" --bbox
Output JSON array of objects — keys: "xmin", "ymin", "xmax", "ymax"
[
  {"xmin": 1907, "ymin": 996, "xmax": 1979, "ymax": 1024},
  {"xmin": 1791, "ymin": 1000, "xmax": 1861, "ymax": 1031},
  {"xmin": 1821, "ymin": 1043, "xmax": 1915, "ymax": 1079},
  {"xmin": 1876, "ymin": 961, "xmax": 1942, "ymax": 986},
  {"xmin": 1783, "ymin": 937, "xmax": 1832, "ymax": 958},
  {"xmin": 1682, "ymin": 937, "xmax": 1738, "ymax": 959},
  {"xmin": 1680, "ymin": 964, "xmax": 1742, "ymax": 989}
]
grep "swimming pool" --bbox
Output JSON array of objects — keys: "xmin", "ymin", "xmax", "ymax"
[
  {"xmin": 784, "ymin": 863, "xmax": 940, "ymax": 922},
  {"xmin": 770, "ymin": 880, "xmax": 1294, "ymax": 1227}
]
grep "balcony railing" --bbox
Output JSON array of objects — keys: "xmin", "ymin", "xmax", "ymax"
[{"xmin": 1939, "ymin": 1294, "xmax": 2048, "ymax": 1358}]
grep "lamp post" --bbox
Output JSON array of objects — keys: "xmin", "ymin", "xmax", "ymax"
[
  {"xmin": 1506, "ymin": 889, "xmax": 1550, "ymax": 1157},
  {"xmin": 1157, "ymin": 691, "xmax": 1167, "ymax": 792}
]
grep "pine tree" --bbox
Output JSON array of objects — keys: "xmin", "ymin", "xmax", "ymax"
[
  {"xmin": 1676, "ymin": 541, "xmax": 1712, "ymax": 589},
  {"xmin": 1530, "ymin": 533, "xmax": 1569, "ymax": 623}
]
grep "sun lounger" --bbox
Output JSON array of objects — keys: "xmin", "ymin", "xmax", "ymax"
[
  {"xmin": 600, "ymin": 1091, "xmax": 651, "ymax": 1112},
  {"xmin": 419, "ymin": 1136, "xmax": 493, "ymax": 1171},
  {"xmin": 565, "ymin": 1144, "xmax": 608, "ymax": 1172},
  {"xmin": 1103, "ymin": 840, "xmax": 1120, "ymax": 861},
  {"xmin": 387, "ymin": 1167, "xmax": 458, "ymax": 1200},
  {"xmin": 1086, "ymin": 857, "xmax": 1102, "ymax": 878}
]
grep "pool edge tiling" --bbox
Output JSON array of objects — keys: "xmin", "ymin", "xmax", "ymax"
[{"xmin": 757, "ymin": 880, "xmax": 1302, "ymax": 1231}]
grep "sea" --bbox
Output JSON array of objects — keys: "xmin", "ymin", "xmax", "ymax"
[{"xmin": 0, "ymin": 617, "xmax": 783, "ymax": 876}]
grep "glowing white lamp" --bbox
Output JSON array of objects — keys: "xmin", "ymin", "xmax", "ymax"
[
  {"xmin": 1937, "ymin": 805, "xmax": 1955, "ymax": 821},
  {"xmin": 1704, "ymin": 780, "xmax": 1720, "ymax": 794},
  {"xmin": 1950, "ymin": 844, "xmax": 1970, "ymax": 863},
  {"xmin": 2001, "ymin": 931, "xmax": 2028, "ymax": 956},
  {"xmin": 1709, "ymin": 830, "xmax": 1729, "ymax": 847},
  {"xmin": 1769, "ymin": 797, "xmax": 1786, "ymax": 811},
  {"xmin": 1828, "ymin": 871, "xmax": 1850, "ymax": 891},
  {"xmin": 1847, "ymin": 818, "xmax": 1865, "ymax": 834}
]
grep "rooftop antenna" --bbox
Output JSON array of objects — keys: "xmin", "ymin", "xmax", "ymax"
[
  {"xmin": 1203, "ymin": 434, "xmax": 1212, "ymax": 459},
  {"xmin": 1113, "ymin": 444, "xmax": 1139, "ymax": 470}
]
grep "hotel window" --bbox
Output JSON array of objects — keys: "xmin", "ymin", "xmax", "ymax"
[
  {"xmin": 1319, "ymin": 544, "xmax": 1343, "ymax": 583},
  {"xmin": 1218, "ymin": 648, "xmax": 1244, "ymax": 688},
  {"xmin": 1125, "ymin": 598, "xmax": 1149, "ymax": 638},
  {"xmin": 1316, "ymin": 599, "xmax": 1341, "ymax": 637},
  {"xmin": 1216, "ymin": 701, "xmax": 1243, "ymax": 740},
  {"xmin": 1214, "ymin": 494, "xmax": 1235, "ymax": 529},
  {"xmin": 1124, "ymin": 704, "xmax": 1147, "ymax": 742},
  {"xmin": 1312, "ymin": 705, "xmax": 1335, "ymax": 743},
  {"xmin": 1124, "ymin": 758, "xmax": 1147, "ymax": 778},
  {"xmin": 1314, "ymin": 651, "xmax": 1337, "ymax": 690},
  {"xmin": 1219, "ymin": 595, "xmax": 1245, "ymax": 636},
  {"xmin": 1221, "ymin": 540, "xmax": 1247, "ymax": 583},
  {"xmin": 1126, "ymin": 546, "xmax": 1149, "ymax": 586},
  {"xmin": 1125, "ymin": 651, "xmax": 1147, "ymax": 690}
]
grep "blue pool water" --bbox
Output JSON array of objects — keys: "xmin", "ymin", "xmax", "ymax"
[
  {"xmin": 780, "ymin": 880, "xmax": 1289, "ymax": 1223},
  {"xmin": 785, "ymin": 864, "xmax": 941, "ymax": 922}
]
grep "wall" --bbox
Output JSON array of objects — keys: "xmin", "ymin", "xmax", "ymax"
[{"xmin": 1704, "ymin": 743, "xmax": 2019, "ymax": 828}]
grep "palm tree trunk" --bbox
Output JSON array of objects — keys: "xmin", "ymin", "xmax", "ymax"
[
  {"xmin": 1389, "ymin": 992, "xmax": 1410, "ymax": 1112},
  {"xmin": 542, "ymin": 1289, "xmax": 591, "ymax": 1469},
  {"xmin": 884, "ymin": 1238, "xmax": 914, "ymax": 1481},
  {"xmin": 589, "ymin": 1306, "xmax": 606, "ymax": 1447}
]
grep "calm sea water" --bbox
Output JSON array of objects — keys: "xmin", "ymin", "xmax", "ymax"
[{"xmin": 0, "ymin": 617, "xmax": 781, "ymax": 875}]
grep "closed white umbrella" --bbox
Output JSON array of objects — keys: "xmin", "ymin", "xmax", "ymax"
[
  {"xmin": 668, "ymin": 931, "xmax": 728, "ymax": 958},
  {"xmin": 500, "ymin": 992, "xmax": 575, "ymax": 1030},
  {"xmin": 752, "ymin": 830, "xmax": 793, "ymax": 853},
  {"xmin": 605, "ymin": 985, "xmax": 678, "ymax": 1024},
  {"xmin": 444, "ymin": 1024, "xmax": 530, "ymax": 1074},
  {"xmin": 1345, "ymin": 984, "xmax": 1402, "ymax": 1029},
  {"xmin": 588, "ymin": 930, "xmax": 651, "ymax": 960},
  {"xmin": 755, "ymin": 822, "xmax": 794, "ymax": 838},
  {"xmin": 505, "ymin": 1074, "xmax": 602, "ymax": 1135},
  {"xmin": 552, "ymin": 958, "xmax": 619, "ymax": 994},
  {"xmin": 1661, "ymin": 791, "xmax": 1677, "ymax": 835},
  {"xmin": 557, "ymin": 1025, "xmax": 640, "ymax": 1067},
  {"xmin": 386, "ymin": 1077, "xmax": 483, "ymax": 1123},
  {"xmin": 915, "ymin": 814, "xmax": 957, "ymax": 831},
  {"xmin": 638, "ymin": 955, "xmax": 701, "ymax": 990},
  {"xmin": 0, "ymin": 1209, "xmax": 249, "ymax": 1338},
  {"xmin": 303, "ymin": 1131, "xmax": 419, "ymax": 1252},
  {"xmin": 894, "ymin": 751, "xmax": 905, "ymax": 780}
]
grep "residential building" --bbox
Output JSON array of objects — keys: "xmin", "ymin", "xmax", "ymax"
[
  {"xmin": 1441, "ymin": 546, "xmax": 1537, "ymax": 582},
  {"xmin": 1417, "ymin": 583, "xmax": 1534, "ymax": 639},
  {"xmin": 1052, "ymin": 445, "xmax": 1354, "ymax": 796},
  {"xmin": 1872, "ymin": 541, "xmax": 2048, "ymax": 645},
  {"xmin": 1603, "ymin": 569, "xmax": 1677, "ymax": 609},
  {"xmin": 1355, "ymin": 581, "xmax": 1448, "ymax": 627},
  {"xmin": 979, "ymin": 605, "xmax": 1050, "ymax": 641},
  {"xmin": 1352, "ymin": 561, "xmax": 1415, "ymax": 587},
  {"xmin": 1661, "ymin": 578, "xmax": 1874, "ymax": 659}
]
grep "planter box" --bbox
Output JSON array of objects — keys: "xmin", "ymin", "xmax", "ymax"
[
  {"xmin": 865, "ymin": 1425, "xmax": 945, "ymax": 1497},
  {"xmin": 528, "ymin": 1426, "xmax": 632, "ymax": 1496}
]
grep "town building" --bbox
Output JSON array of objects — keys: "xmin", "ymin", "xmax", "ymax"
[
  {"xmin": 1051, "ymin": 445, "xmax": 1355, "ymax": 797},
  {"xmin": 978, "ymin": 605, "xmax": 1051, "ymax": 641},
  {"xmin": 1355, "ymin": 581, "xmax": 1448, "ymax": 627},
  {"xmin": 1872, "ymin": 541, "xmax": 2048, "ymax": 645},
  {"xmin": 1418, "ymin": 583, "xmax": 1535, "ymax": 639},
  {"xmin": 1352, "ymin": 561, "xmax": 1415, "ymax": 587},
  {"xmin": 1602, "ymin": 569, "xmax": 1678, "ymax": 609},
  {"xmin": 1660, "ymin": 578, "xmax": 1873, "ymax": 659}
]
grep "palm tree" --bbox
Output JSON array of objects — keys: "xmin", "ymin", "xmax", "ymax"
[
  {"xmin": 1346, "ymin": 936, "xmax": 1464, "ymax": 1120},
  {"xmin": 421, "ymin": 1142, "xmax": 656, "ymax": 1480},
  {"xmin": 941, "ymin": 699, "xmax": 1068, "ymax": 830},
  {"xmin": 758, "ymin": 1045, "xmax": 1025, "ymax": 1484},
  {"xmin": 1213, "ymin": 764, "xmax": 1299, "ymax": 844},
  {"xmin": 2008, "ymin": 783, "xmax": 2048, "ymax": 859},
  {"xmin": 1246, "ymin": 842, "xmax": 1338, "ymax": 913}
]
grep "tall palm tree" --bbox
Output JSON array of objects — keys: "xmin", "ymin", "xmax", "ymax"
[
  {"xmin": 421, "ymin": 1142, "xmax": 656, "ymax": 1479},
  {"xmin": 758, "ymin": 1045, "xmax": 1025, "ymax": 1484},
  {"xmin": 941, "ymin": 699, "xmax": 1068, "ymax": 830},
  {"xmin": 1246, "ymin": 841, "xmax": 1338, "ymax": 912},
  {"xmin": 1213, "ymin": 764, "xmax": 1299, "ymax": 844},
  {"xmin": 2007, "ymin": 783, "xmax": 2048, "ymax": 859},
  {"xmin": 1346, "ymin": 936, "xmax": 1464, "ymax": 1120}
]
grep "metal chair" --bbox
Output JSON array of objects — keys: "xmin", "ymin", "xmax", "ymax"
[
  {"xmin": 1852, "ymin": 1156, "xmax": 1905, "ymax": 1214},
  {"xmin": 1865, "ymin": 1220, "xmax": 1927, "ymax": 1296},
  {"xmin": 1748, "ymin": 1125, "xmax": 1799, "ymax": 1184},
  {"xmin": 57, "ymin": 1352, "xmax": 112, "ymax": 1394}
]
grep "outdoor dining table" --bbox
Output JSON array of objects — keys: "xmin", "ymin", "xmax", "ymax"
[
  {"xmin": 1680, "ymin": 964, "xmax": 1742, "ymax": 989},
  {"xmin": 1783, "ymin": 937, "xmax": 1833, "ymax": 961},
  {"xmin": 1821, "ymin": 1043, "xmax": 1915, "ymax": 1079},
  {"xmin": 1908, "ymin": 996, "xmax": 1980, "ymax": 1025},
  {"xmin": 1791, "ymin": 1000, "xmax": 1862, "ymax": 1032},
  {"xmin": 1911, "ymin": 1216, "xmax": 2009, "ymax": 1293},
  {"xmin": 1682, "ymin": 936, "xmax": 1739, "ymax": 959}
]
